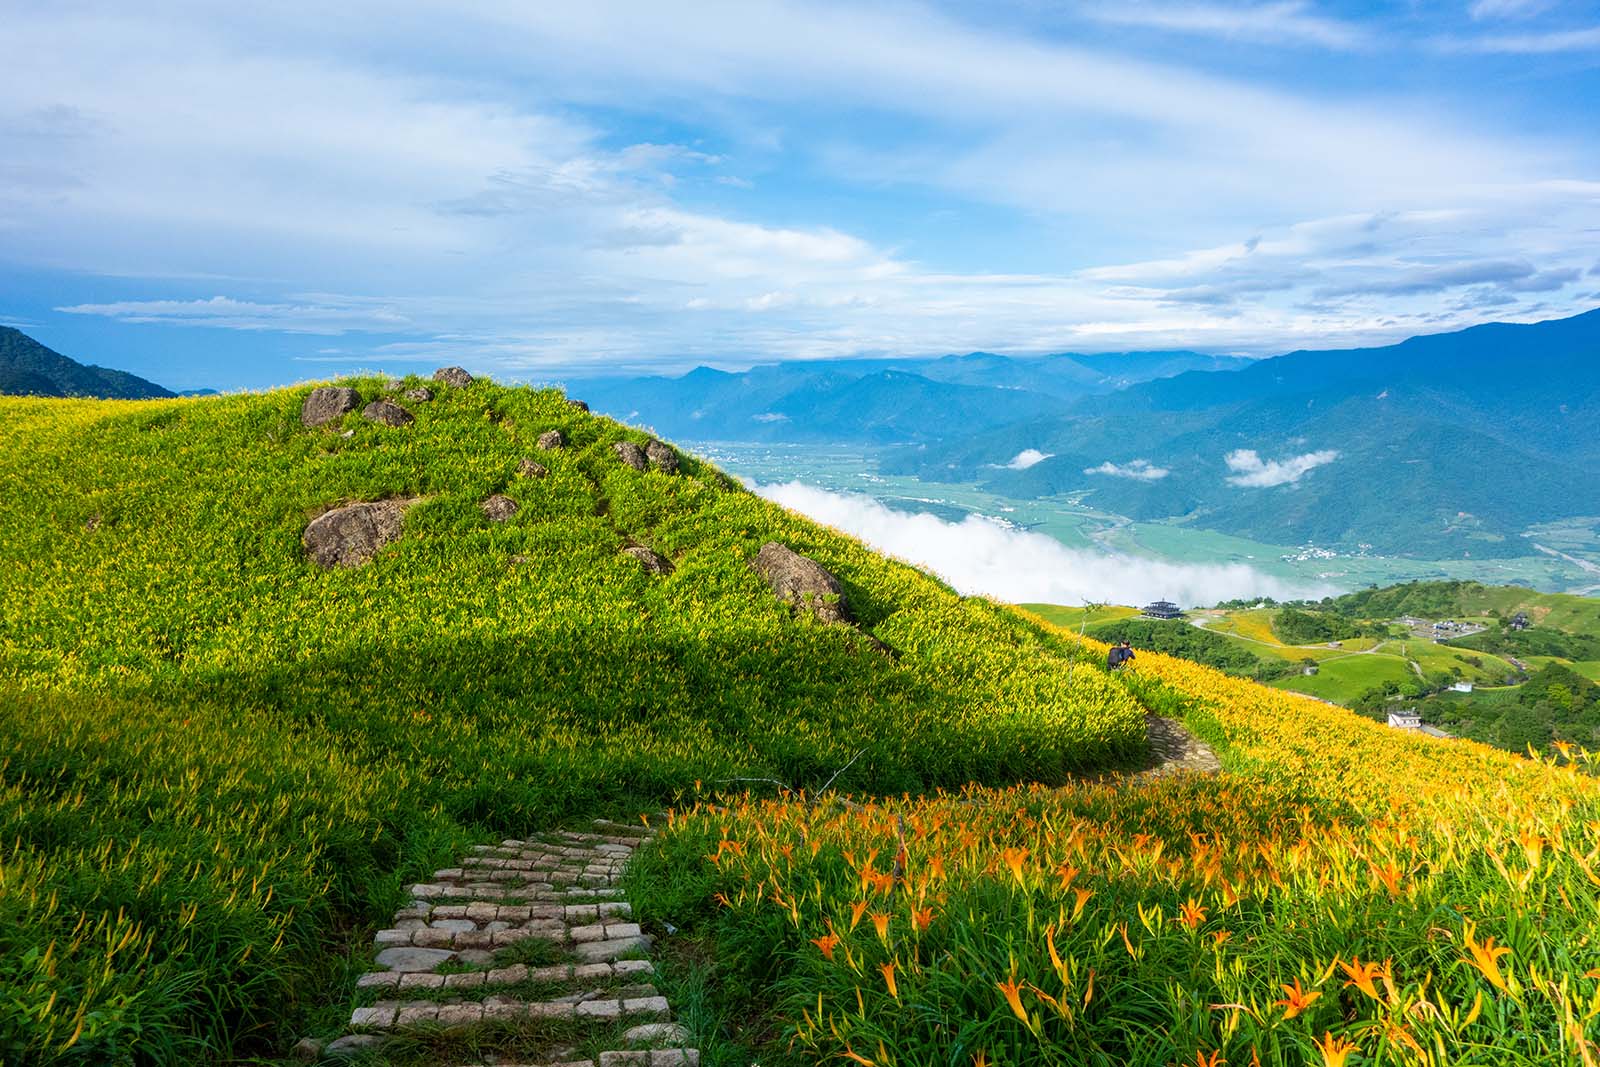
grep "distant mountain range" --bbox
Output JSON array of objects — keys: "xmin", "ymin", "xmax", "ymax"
[
  {"xmin": 568, "ymin": 350, "xmax": 1247, "ymax": 444},
  {"xmin": 569, "ymin": 310, "xmax": 1600, "ymax": 559},
  {"xmin": 0, "ymin": 327, "xmax": 173, "ymax": 399}
]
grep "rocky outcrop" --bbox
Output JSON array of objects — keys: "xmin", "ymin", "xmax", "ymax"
[
  {"xmin": 614, "ymin": 441, "xmax": 647, "ymax": 470},
  {"xmin": 433, "ymin": 367, "xmax": 473, "ymax": 388},
  {"xmin": 362, "ymin": 400, "xmax": 413, "ymax": 427},
  {"xmin": 303, "ymin": 500, "xmax": 413, "ymax": 568},
  {"xmin": 518, "ymin": 458, "xmax": 548, "ymax": 478},
  {"xmin": 623, "ymin": 545, "xmax": 672, "ymax": 575},
  {"xmin": 752, "ymin": 542, "xmax": 851, "ymax": 624},
  {"xmin": 567, "ymin": 398, "xmax": 590, "ymax": 412},
  {"xmin": 403, "ymin": 386, "xmax": 433, "ymax": 403},
  {"xmin": 537, "ymin": 430, "xmax": 566, "ymax": 451},
  {"xmin": 301, "ymin": 386, "xmax": 360, "ymax": 428},
  {"xmin": 482, "ymin": 495, "xmax": 518, "ymax": 522},
  {"xmin": 644, "ymin": 439, "xmax": 679, "ymax": 474}
]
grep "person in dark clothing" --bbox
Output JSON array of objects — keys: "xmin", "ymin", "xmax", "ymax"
[{"xmin": 1107, "ymin": 639, "xmax": 1136, "ymax": 670}]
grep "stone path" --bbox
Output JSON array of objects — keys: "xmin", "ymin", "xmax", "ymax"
[
  {"xmin": 1137, "ymin": 714, "xmax": 1221, "ymax": 778},
  {"xmin": 324, "ymin": 819, "xmax": 699, "ymax": 1066}
]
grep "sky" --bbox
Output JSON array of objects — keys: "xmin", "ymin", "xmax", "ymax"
[{"xmin": 3, "ymin": 0, "xmax": 1599, "ymax": 391}]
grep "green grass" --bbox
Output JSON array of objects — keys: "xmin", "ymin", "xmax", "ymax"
[
  {"xmin": 0, "ymin": 382, "xmax": 1145, "ymax": 1064},
  {"xmin": 1016, "ymin": 604, "xmax": 1141, "ymax": 630}
]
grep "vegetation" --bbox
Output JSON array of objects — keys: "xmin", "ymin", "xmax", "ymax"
[
  {"xmin": 0, "ymin": 384, "xmax": 1145, "ymax": 1063},
  {"xmin": 0, "ymin": 326, "xmax": 172, "ymax": 399},
  {"xmin": 1420, "ymin": 663, "xmax": 1600, "ymax": 752},
  {"xmin": 1083, "ymin": 618, "xmax": 1294, "ymax": 681},
  {"xmin": 630, "ymin": 632, "xmax": 1600, "ymax": 1067},
  {"xmin": 1269, "ymin": 608, "xmax": 1371, "ymax": 645}
]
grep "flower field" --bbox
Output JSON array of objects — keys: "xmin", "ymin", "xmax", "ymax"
[
  {"xmin": 0, "ymin": 383, "xmax": 1142, "ymax": 1062},
  {"xmin": 629, "ymin": 634, "xmax": 1600, "ymax": 1066}
]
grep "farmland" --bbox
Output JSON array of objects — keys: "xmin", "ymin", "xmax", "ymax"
[
  {"xmin": 0, "ymin": 383, "xmax": 1143, "ymax": 1063},
  {"xmin": 630, "ymin": 634, "xmax": 1600, "ymax": 1066}
]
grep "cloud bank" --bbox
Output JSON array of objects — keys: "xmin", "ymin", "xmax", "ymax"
[
  {"xmin": 755, "ymin": 481, "xmax": 1329, "ymax": 608},
  {"xmin": 1003, "ymin": 449, "xmax": 1053, "ymax": 470},
  {"xmin": 1224, "ymin": 448, "xmax": 1339, "ymax": 487},
  {"xmin": 1085, "ymin": 459, "xmax": 1171, "ymax": 481}
]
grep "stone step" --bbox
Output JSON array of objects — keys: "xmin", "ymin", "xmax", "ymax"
[
  {"xmin": 472, "ymin": 1052, "xmax": 698, "ymax": 1067},
  {"xmin": 358, "ymin": 958, "xmax": 653, "ymax": 992},
  {"xmin": 350, "ymin": 992, "xmax": 672, "ymax": 1031}
]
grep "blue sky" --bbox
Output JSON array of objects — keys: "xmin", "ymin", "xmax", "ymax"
[{"xmin": 3, "ymin": 1, "xmax": 1599, "ymax": 391}]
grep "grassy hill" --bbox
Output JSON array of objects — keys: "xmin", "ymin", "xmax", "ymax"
[{"xmin": 0, "ymin": 380, "xmax": 1143, "ymax": 1063}]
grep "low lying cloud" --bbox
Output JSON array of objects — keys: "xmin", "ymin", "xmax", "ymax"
[
  {"xmin": 1224, "ymin": 448, "xmax": 1339, "ymax": 487},
  {"xmin": 755, "ymin": 481, "xmax": 1330, "ymax": 608},
  {"xmin": 1085, "ymin": 458, "xmax": 1170, "ymax": 481},
  {"xmin": 1002, "ymin": 449, "xmax": 1053, "ymax": 470}
]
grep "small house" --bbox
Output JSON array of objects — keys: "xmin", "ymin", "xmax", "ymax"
[
  {"xmin": 1142, "ymin": 599, "xmax": 1184, "ymax": 620},
  {"xmin": 1510, "ymin": 612, "xmax": 1530, "ymax": 631},
  {"xmin": 1387, "ymin": 710, "xmax": 1422, "ymax": 731},
  {"xmin": 1449, "ymin": 681, "xmax": 1473, "ymax": 693}
]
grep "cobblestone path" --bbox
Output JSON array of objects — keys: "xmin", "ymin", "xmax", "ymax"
[
  {"xmin": 329, "ymin": 818, "xmax": 698, "ymax": 1066},
  {"xmin": 1138, "ymin": 713, "xmax": 1221, "ymax": 778}
]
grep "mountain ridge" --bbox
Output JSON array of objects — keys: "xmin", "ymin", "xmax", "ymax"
[{"xmin": 0, "ymin": 326, "xmax": 173, "ymax": 399}]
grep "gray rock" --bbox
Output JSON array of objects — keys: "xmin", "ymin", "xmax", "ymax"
[
  {"xmin": 303, "ymin": 500, "xmax": 413, "ymax": 568},
  {"xmin": 518, "ymin": 458, "xmax": 548, "ymax": 478},
  {"xmin": 753, "ymin": 542, "xmax": 851, "ymax": 624},
  {"xmin": 290, "ymin": 1036, "xmax": 325, "ymax": 1061},
  {"xmin": 575, "ymin": 933, "xmax": 653, "ymax": 962},
  {"xmin": 324, "ymin": 1034, "xmax": 389, "ymax": 1059},
  {"xmin": 433, "ymin": 366, "xmax": 473, "ymax": 387},
  {"xmin": 623, "ymin": 546, "xmax": 672, "ymax": 575},
  {"xmin": 301, "ymin": 386, "xmax": 360, "ymax": 428},
  {"xmin": 644, "ymin": 439, "xmax": 678, "ymax": 474},
  {"xmin": 362, "ymin": 400, "xmax": 413, "ymax": 427},
  {"xmin": 537, "ymin": 429, "xmax": 567, "ymax": 451},
  {"xmin": 373, "ymin": 945, "xmax": 456, "ymax": 972},
  {"xmin": 614, "ymin": 441, "xmax": 648, "ymax": 470},
  {"xmin": 482, "ymin": 494, "xmax": 518, "ymax": 522},
  {"xmin": 567, "ymin": 398, "xmax": 590, "ymax": 412},
  {"xmin": 384, "ymin": 379, "xmax": 404, "ymax": 391},
  {"xmin": 403, "ymin": 386, "xmax": 433, "ymax": 403},
  {"xmin": 623, "ymin": 1022, "xmax": 692, "ymax": 1046}
]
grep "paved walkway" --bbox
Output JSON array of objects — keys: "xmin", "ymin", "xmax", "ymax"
[
  {"xmin": 1137, "ymin": 714, "xmax": 1221, "ymax": 778},
  {"xmin": 325, "ymin": 819, "xmax": 698, "ymax": 1066}
]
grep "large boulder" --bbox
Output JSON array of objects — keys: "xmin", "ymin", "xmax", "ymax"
[
  {"xmin": 644, "ymin": 439, "xmax": 679, "ymax": 474},
  {"xmin": 303, "ymin": 500, "xmax": 413, "ymax": 568},
  {"xmin": 362, "ymin": 399, "xmax": 413, "ymax": 427},
  {"xmin": 614, "ymin": 441, "xmax": 647, "ymax": 470},
  {"xmin": 481, "ymin": 494, "xmax": 518, "ymax": 522},
  {"xmin": 623, "ymin": 545, "xmax": 672, "ymax": 575},
  {"xmin": 537, "ymin": 430, "xmax": 566, "ymax": 451},
  {"xmin": 753, "ymin": 542, "xmax": 852, "ymax": 624},
  {"xmin": 301, "ymin": 386, "xmax": 360, "ymax": 428},
  {"xmin": 433, "ymin": 366, "xmax": 473, "ymax": 388}
]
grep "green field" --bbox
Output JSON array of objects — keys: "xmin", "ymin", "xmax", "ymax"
[{"xmin": 0, "ymin": 385, "xmax": 1145, "ymax": 1063}]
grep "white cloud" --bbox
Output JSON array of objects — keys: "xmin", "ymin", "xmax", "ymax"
[
  {"xmin": 755, "ymin": 481, "xmax": 1330, "ymax": 607},
  {"xmin": 1003, "ymin": 448, "xmax": 1053, "ymax": 470},
  {"xmin": 1469, "ymin": 0, "xmax": 1556, "ymax": 20},
  {"xmin": 1082, "ymin": 2, "xmax": 1371, "ymax": 50},
  {"xmin": 1444, "ymin": 25, "xmax": 1600, "ymax": 52},
  {"xmin": 1224, "ymin": 448, "xmax": 1339, "ymax": 487},
  {"xmin": 1085, "ymin": 459, "xmax": 1171, "ymax": 480}
]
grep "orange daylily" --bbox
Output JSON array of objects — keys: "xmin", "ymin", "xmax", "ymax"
[
  {"xmin": 812, "ymin": 932, "xmax": 840, "ymax": 960},
  {"xmin": 1001, "ymin": 846, "xmax": 1029, "ymax": 885},
  {"xmin": 1337, "ymin": 956, "xmax": 1389, "ymax": 1000},
  {"xmin": 880, "ymin": 961, "xmax": 899, "ymax": 999},
  {"xmin": 871, "ymin": 912, "xmax": 891, "ymax": 941},
  {"xmin": 1313, "ymin": 1032, "xmax": 1359, "ymax": 1067},
  {"xmin": 997, "ymin": 973, "xmax": 1028, "ymax": 1022},
  {"xmin": 1462, "ymin": 920, "xmax": 1514, "ymax": 993},
  {"xmin": 1273, "ymin": 978, "xmax": 1321, "ymax": 1019},
  {"xmin": 849, "ymin": 900, "xmax": 869, "ymax": 932},
  {"xmin": 1176, "ymin": 897, "xmax": 1208, "ymax": 931}
]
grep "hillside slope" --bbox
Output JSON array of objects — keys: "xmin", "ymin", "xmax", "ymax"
[
  {"xmin": 0, "ymin": 379, "xmax": 1142, "ymax": 1062},
  {"xmin": 0, "ymin": 326, "xmax": 174, "ymax": 398}
]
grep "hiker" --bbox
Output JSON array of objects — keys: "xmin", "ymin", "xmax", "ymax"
[{"xmin": 1107, "ymin": 639, "xmax": 1136, "ymax": 671}]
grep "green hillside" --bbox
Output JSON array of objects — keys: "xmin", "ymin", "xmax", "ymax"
[
  {"xmin": 0, "ymin": 326, "xmax": 174, "ymax": 399},
  {"xmin": 0, "ymin": 380, "xmax": 1143, "ymax": 1063}
]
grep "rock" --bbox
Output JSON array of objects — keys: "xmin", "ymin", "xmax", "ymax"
[
  {"xmin": 433, "ymin": 366, "xmax": 473, "ymax": 387},
  {"xmin": 290, "ymin": 1036, "xmax": 325, "ymax": 1061},
  {"xmin": 753, "ymin": 542, "xmax": 851, "ymax": 624},
  {"xmin": 482, "ymin": 494, "xmax": 518, "ymax": 522},
  {"xmin": 567, "ymin": 398, "xmax": 590, "ymax": 412},
  {"xmin": 301, "ymin": 386, "xmax": 360, "ymax": 428},
  {"xmin": 537, "ymin": 429, "xmax": 567, "ymax": 451},
  {"xmin": 384, "ymin": 379, "xmax": 404, "ymax": 391},
  {"xmin": 362, "ymin": 399, "xmax": 414, "ymax": 427},
  {"xmin": 644, "ymin": 439, "xmax": 678, "ymax": 474},
  {"xmin": 614, "ymin": 441, "xmax": 648, "ymax": 470},
  {"xmin": 623, "ymin": 1022, "xmax": 691, "ymax": 1045},
  {"xmin": 518, "ymin": 458, "xmax": 548, "ymax": 478},
  {"xmin": 373, "ymin": 945, "xmax": 456, "ymax": 972},
  {"xmin": 303, "ymin": 500, "xmax": 413, "ymax": 568},
  {"xmin": 403, "ymin": 386, "xmax": 433, "ymax": 403},
  {"xmin": 623, "ymin": 546, "xmax": 672, "ymax": 575},
  {"xmin": 324, "ymin": 1034, "xmax": 389, "ymax": 1059}
]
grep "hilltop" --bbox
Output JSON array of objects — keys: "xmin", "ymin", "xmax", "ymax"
[
  {"xmin": 0, "ymin": 325, "xmax": 174, "ymax": 399},
  {"xmin": 0, "ymin": 376, "xmax": 1140, "ymax": 1062}
]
